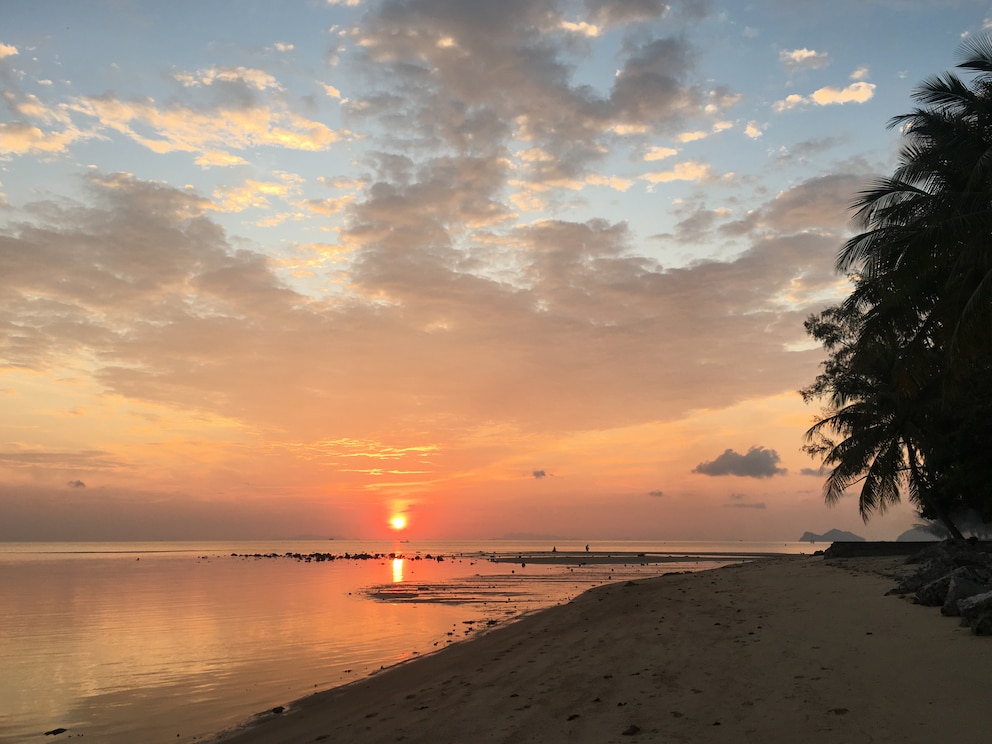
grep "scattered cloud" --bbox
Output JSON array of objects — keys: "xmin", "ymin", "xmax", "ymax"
[
  {"xmin": 648, "ymin": 489, "xmax": 664, "ymax": 498},
  {"xmin": 692, "ymin": 446, "xmax": 787, "ymax": 478},
  {"xmin": 67, "ymin": 480, "xmax": 86, "ymax": 488},
  {"xmin": 780, "ymin": 48, "xmax": 830, "ymax": 71},
  {"xmin": 0, "ymin": 42, "xmax": 18, "ymax": 59},
  {"xmin": 560, "ymin": 20, "xmax": 601, "ymax": 37},
  {"xmin": 642, "ymin": 160, "xmax": 714, "ymax": 183},
  {"xmin": 586, "ymin": 0, "xmax": 672, "ymax": 28},
  {"xmin": 810, "ymin": 81, "xmax": 875, "ymax": 106},
  {"xmin": 195, "ymin": 151, "xmax": 248, "ymax": 168},
  {"xmin": 744, "ymin": 120, "xmax": 763, "ymax": 139},
  {"xmin": 533, "ymin": 470, "xmax": 548, "ymax": 479},
  {"xmin": 70, "ymin": 90, "xmax": 345, "ymax": 161},
  {"xmin": 644, "ymin": 145, "xmax": 678, "ymax": 161},
  {"xmin": 174, "ymin": 66, "xmax": 283, "ymax": 91},
  {"xmin": 774, "ymin": 81, "xmax": 875, "ymax": 112}
]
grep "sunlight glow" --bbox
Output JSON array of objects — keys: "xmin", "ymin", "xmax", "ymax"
[{"xmin": 390, "ymin": 515, "xmax": 407, "ymax": 530}]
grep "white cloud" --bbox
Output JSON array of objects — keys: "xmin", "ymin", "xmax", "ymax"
[
  {"xmin": 773, "ymin": 81, "xmax": 874, "ymax": 111},
  {"xmin": 321, "ymin": 83, "xmax": 342, "ymax": 98},
  {"xmin": 275, "ymin": 42, "xmax": 295, "ymax": 52},
  {"xmin": 585, "ymin": 173, "xmax": 633, "ymax": 191},
  {"xmin": 850, "ymin": 65, "xmax": 869, "ymax": 81},
  {"xmin": 810, "ymin": 81, "xmax": 875, "ymax": 105},
  {"xmin": 71, "ymin": 95, "xmax": 344, "ymax": 156},
  {"xmin": 677, "ymin": 130, "xmax": 708, "ymax": 143},
  {"xmin": 195, "ymin": 151, "xmax": 249, "ymax": 168},
  {"xmin": 560, "ymin": 21, "xmax": 601, "ymax": 37},
  {"xmin": 780, "ymin": 48, "xmax": 829, "ymax": 71},
  {"xmin": 644, "ymin": 146, "xmax": 678, "ymax": 161},
  {"xmin": 772, "ymin": 94, "xmax": 807, "ymax": 113},
  {"xmin": 174, "ymin": 66, "xmax": 283, "ymax": 91},
  {"xmin": 642, "ymin": 160, "xmax": 713, "ymax": 183},
  {"xmin": 0, "ymin": 121, "xmax": 87, "ymax": 155},
  {"xmin": 0, "ymin": 43, "xmax": 17, "ymax": 59},
  {"xmin": 744, "ymin": 121, "xmax": 763, "ymax": 139}
]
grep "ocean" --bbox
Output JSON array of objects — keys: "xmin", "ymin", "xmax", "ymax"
[{"xmin": 0, "ymin": 539, "xmax": 812, "ymax": 743}]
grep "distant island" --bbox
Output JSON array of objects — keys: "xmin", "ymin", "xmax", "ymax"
[
  {"xmin": 896, "ymin": 526, "xmax": 943, "ymax": 542},
  {"xmin": 798, "ymin": 529, "xmax": 865, "ymax": 543}
]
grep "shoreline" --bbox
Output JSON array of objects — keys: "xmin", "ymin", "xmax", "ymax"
[{"xmin": 209, "ymin": 555, "xmax": 992, "ymax": 744}]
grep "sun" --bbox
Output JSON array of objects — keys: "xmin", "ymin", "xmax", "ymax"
[{"xmin": 390, "ymin": 515, "xmax": 407, "ymax": 531}]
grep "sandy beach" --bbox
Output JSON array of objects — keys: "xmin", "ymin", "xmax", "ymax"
[{"xmin": 211, "ymin": 555, "xmax": 992, "ymax": 744}]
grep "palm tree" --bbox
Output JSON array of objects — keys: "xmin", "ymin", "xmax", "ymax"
[
  {"xmin": 801, "ymin": 308, "xmax": 965, "ymax": 539},
  {"xmin": 803, "ymin": 37, "xmax": 992, "ymax": 537},
  {"xmin": 839, "ymin": 35, "xmax": 992, "ymax": 379}
]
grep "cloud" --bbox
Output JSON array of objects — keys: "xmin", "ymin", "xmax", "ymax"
[
  {"xmin": 70, "ymin": 81, "xmax": 345, "ymax": 162},
  {"xmin": 560, "ymin": 20, "xmax": 601, "ymax": 37},
  {"xmin": 585, "ymin": 0, "xmax": 672, "ymax": 27},
  {"xmin": 0, "ymin": 142, "xmax": 839, "ymax": 455},
  {"xmin": 212, "ymin": 174, "xmax": 303, "ymax": 212},
  {"xmin": 648, "ymin": 489, "xmax": 664, "ymax": 498},
  {"xmin": 810, "ymin": 81, "xmax": 875, "ymax": 106},
  {"xmin": 195, "ymin": 151, "xmax": 248, "ymax": 168},
  {"xmin": 174, "ymin": 66, "xmax": 283, "ymax": 91},
  {"xmin": 692, "ymin": 446, "xmax": 787, "ymax": 478},
  {"xmin": 348, "ymin": 1, "xmax": 718, "ymax": 189},
  {"xmin": 721, "ymin": 172, "xmax": 867, "ymax": 236},
  {"xmin": 800, "ymin": 467, "xmax": 826, "ymax": 477},
  {"xmin": 0, "ymin": 43, "xmax": 18, "ymax": 59},
  {"xmin": 0, "ymin": 121, "xmax": 86, "ymax": 155},
  {"xmin": 774, "ymin": 82, "xmax": 875, "ymax": 112},
  {"xmin": 533, "ymin": 470, "xmax": 547, "ymax": 479},
  {"xmin": 660, "ymin": 205, "xmax": 732, "ymax": 243},
  {"xmin": 772, "ymin": 94, "xmax": 807, "ymax": 113},
  {"xmin": 744, "ymin": 121, "xmax": 763, "ymax": 139},
  {"xmin": 67, "ymin": 480, "xmax": 86, "ymax": 488},
  {"xmin": 642, "ymin": 160, "xmax": 714, "ymax": 184},
  {"xmin": 644, "ymin": 146, "xmax": 678, "ymax": 161},
  {"xmin": 780, "ymin": 48, "xmax": 829, "ymax": 71},
  {"xmin": 725, "ymin": 501, "xmax": 767, "ymax": 509},
  {"xmin": 0, "ymin": 90, "xmax": 91, "ymax": 155},
  {"xmin": 0, "ymin": 449, "xmax": 125, "ymax": 471}
]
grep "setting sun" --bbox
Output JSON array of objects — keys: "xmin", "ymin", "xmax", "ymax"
[{"xmin": 390, "ymin": 515, "xmax": 407, "ymax": 531}]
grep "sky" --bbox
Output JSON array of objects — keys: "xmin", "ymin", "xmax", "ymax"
[{"xmin": 1, "ymin": 0, "xmax": 988, "ymax": 542}]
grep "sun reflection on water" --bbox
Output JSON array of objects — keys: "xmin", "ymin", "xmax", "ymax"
[{"xmin": 391, "ymin": 557, "xmax": 404, "ymax": 584}]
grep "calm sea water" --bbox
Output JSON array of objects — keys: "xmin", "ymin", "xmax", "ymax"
[{"xmin": 0, "ymin": 539, "xmax": 812, "ymax": 743}]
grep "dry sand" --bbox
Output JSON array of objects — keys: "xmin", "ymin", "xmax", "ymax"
[{"xmin": 211, "ymin": 555, "xmax": 992, "ymax": 744}]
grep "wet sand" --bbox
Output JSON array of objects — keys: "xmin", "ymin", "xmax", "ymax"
[{"xmin": 210, "ymin": 555, "xmax": 992, "ymax": 744}]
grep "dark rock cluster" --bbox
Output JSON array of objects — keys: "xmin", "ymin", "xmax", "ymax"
[
  {"xmin": 230, "ymin": 551, "xmax": 446, "ymax": 562},
  {"xmin": 888, "ymin": 540, "xmax": 992, "ymax": 635}
]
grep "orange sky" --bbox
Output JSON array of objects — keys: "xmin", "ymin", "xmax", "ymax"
[{"xmin": 1, "ymin": 0, "xmax": 967, "ymax": 541}]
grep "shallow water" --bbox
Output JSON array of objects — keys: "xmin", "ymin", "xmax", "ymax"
[{"xmin": 0, "ymin": 540, "xmax": 810, "ymax": 743}]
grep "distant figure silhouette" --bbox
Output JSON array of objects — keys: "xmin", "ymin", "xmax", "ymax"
[{"xmin": 552, "ymin": 546, "xmax": 557, "ymax": 553}]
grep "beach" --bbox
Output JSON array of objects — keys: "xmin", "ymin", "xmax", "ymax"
[{"xmin": 211, "ymin": 555, "xmax": 992, "ymax": 744}]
